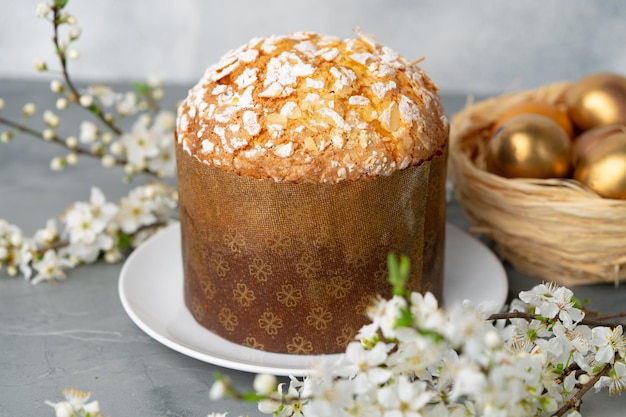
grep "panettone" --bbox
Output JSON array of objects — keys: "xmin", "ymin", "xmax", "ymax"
[{"xmin": 175, "ymin": 30, "xmax": 449, "ymax": 354}]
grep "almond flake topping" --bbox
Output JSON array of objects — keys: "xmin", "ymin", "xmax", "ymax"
[{"xmin": 177, "ymin": 31, "xmax": 446, "ymax": 183}]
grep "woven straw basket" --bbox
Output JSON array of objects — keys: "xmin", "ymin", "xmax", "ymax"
[{"xmin": 449, "ymin": 81, "xmax": 626, "ymax": 286}]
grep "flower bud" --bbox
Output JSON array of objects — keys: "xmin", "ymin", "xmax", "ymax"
[
  {"xmin": 101, "ymin": 132, "xmax": 114, "ymax": 144},
  {"xmin": 35, "ymin": 2, "xmax": 52, "ymax": 18},
  {"xmin": 22, "ymin": 103, "xmax": 36, "ymax": 117},
  {"xmin": 101, "ymin": 154, "xmax": 116, "ymax": 168},
  {"xmin": 65, "ymin": 136, "xmax": 78, "ymax": 148},
  {"xmin": 43, "ymin": 110, "xmax": 59, "ymax": 127},
  {"xmin": 152, "ymin": 88, "xmax": 164, "ymax": 101},
  {"xmin": 253, "ymin": 374, "xmax": 278, "ymax": 395},
  {"xmin": 209, "ymin": 381, "xmax": 226, "ymax": 400},
  {"xmin": 9, "ymin": 232, "xmax": 22, "ymax": 247},
  {"xmin": 124, "ymin": 164, "xmax": 135, "ymax": 175},
  {"xmin": 109, "ymin": 141, "xmax": 124, "ymax": 155},
  {"xmin": 33, "ymin": 59, "xmax": 47, "ymax": 72},
  {"xmin": 67, "ymin": 49, "xmax": 80, "ymax": 60},
  {"xmin": 1, "ymin": 131, "xmax": 13, "ymax": 143},
  {"xmin": 79, "ymin": 95, "xmax": 93, "ymax": 107},
  {"xmin": 42, "ymin": 128, "xmax": 56, "ymax": 141},
  {"xmin": 56, "ymin": 97, "xmax": 68, "ymax": 110},
  {"xmin": 50, "ymin": 157, "xmax": 65, "ymax": 171},
  {"xmin": 66, "ymin": 153, "xmax": 78, "ymax": 165},
  {"xmin": 69, "ymin": 26, "xmax": 82, "ymax": 41},
  {"xmin": 7, "ymin": 265, "xmax": 18, "ymax": 276},
  {"xmin": 50, "ymin": 80, "xmax": 64, "ymax": 93},
  {"xmin": 0, "ymin": 98, "xmax": 5, "ymax": 110}
]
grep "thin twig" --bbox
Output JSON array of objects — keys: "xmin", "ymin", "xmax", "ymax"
[
  {"xmin": 51, "ymin": 4, "xmax": 121, "ymax": 136},
  {"xmin": 0, "ymin": 115, "xmax": 128, "ymax": 166},
  {"xmin": 551, "ymin": 363, "xmax": 612, "ymax": 417},
  {"xmin": 488, "ymin": 311, "xmax": 624, "ymax": 329}
]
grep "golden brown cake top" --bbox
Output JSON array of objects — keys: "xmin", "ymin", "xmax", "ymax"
[{"xmin": 176, "ymin": 31, "xmax": 448, "ymax": 183}]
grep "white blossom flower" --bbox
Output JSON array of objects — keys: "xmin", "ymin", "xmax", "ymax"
[
  {"xmin": 87, "ymin": 85, "xmax": 120, "ymax": 107},
  {"xmin": 519, "ymin": 283, "xmax": 584, "ymax": 329},
  {"xmin": 116, "ymin": 194, "xmax": 157, "ymax": 234},
  {"xmin": 32, "ymin": 250, "xmax": 73, "ymax": 284},
  {"xmin": 116, "ymin": 91, "xmax": 139, "ymax": 116},
  {"xmin": 594, "ymin": 361, "xmax": 626, "ymax": 395},
  {"xmin": 79, "ymin": 120, "xmax": 99, "ymax": 143},
  {"xmin": 48, "ymin": 401, "xmax": 74, "ymax": 417},
  {"xmin": 35, "ymin": 2, "xmax": 52, "ymax": 18},
  {"xmin": 592, "ymin": 325, "xmax": 626, "ymax": 364},
  {"xmin": 34, "ymin": 219, "xmax": 58, "ymax": 245},
  {"xmin": 209, "ymin": 380, "xmax": 227, "ymax": 400},
  {"xmin": 337, "ymin": 341, "xmax": 393, "ymax": 394},
  {"xmin": 45, "ymin": 389, "xmax": 101, "ymax": 417},
  {"xmin": 376, "ymin": 375, "xmax": 432, "ymax": 417},
  {"xmin": 120, "ymin": 117, "xmax": 161, "ymax": 166}
]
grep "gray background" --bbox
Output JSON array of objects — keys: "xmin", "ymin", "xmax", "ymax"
[{"xmin": 2, "ymin": 0, "xmax": 626, "ymax": 94}]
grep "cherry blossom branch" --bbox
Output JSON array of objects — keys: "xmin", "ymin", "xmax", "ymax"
[
  {"xmin": 50, "ymin": 2, "xmax": 121, "ymax": 136},
  {"xmin": 488, "ymin": 310, "xmax": 624, "ymax": 329},
  {"xmin": 551, "ymin": 363, "xmax": 612, "ymax": 417}
]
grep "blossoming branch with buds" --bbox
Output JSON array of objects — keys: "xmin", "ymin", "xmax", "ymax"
[
  {"xmin": 208, "ymin": 255, "xmax": 626, "ymax": 417},
  {"xmin": 0, "ymin": 0, "xmax": 179, "ymax": 284}
]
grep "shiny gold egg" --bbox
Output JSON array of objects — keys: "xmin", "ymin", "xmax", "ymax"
[
  {"xmin": 573, "ymin": 132, "xmax": 626, "ymax": 199},
  {"xmin": 492, "ymin": 101, "xmax": 574, "ymax": 138},
  {"xmin": 572, "ymin": 124, "xmax": 626, "ymax": 165},
  {"xmin": 486, "ymin": 114, "xmax": 572, "ymax": 179},
  {"xmin": 566, "ymin": 72, "xmax": 626, "ymax": 131}
]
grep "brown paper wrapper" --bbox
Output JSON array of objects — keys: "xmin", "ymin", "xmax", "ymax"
[{"xmin": 176, "ymin": 145, "xmax": 447, "ymax": 354}]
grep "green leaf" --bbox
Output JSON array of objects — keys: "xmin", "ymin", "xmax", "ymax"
[
  {"xmin": 133, "ymin": 81, "xmax": 152, "ymax": 96},
  {"xmin": 387, "ymin": 253, "xmax": 411, "ymax": 296},
  {"xmin": 55, "ymin": 0, "xmax": 69, "ymax": 10},
  {"xmin": 241, "ymin": 392, "xmax": 267, "ymax": 402},
  {"xmin": 395, "ymin": 307, "xmax": 414, "ymax": 328},
  {"xmin": 117, "ymin": 231, "xmax": 132, "ymax": 250}
]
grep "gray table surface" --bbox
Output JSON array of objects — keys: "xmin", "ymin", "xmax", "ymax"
[{"xmin": 1, "ymin": 79, "xmax": 624, "ymax": 416}]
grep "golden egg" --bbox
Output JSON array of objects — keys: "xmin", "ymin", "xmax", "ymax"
[
  {"xmin": 492, "ymin": 101, "xmax": 574, "ymax": 138},
  {"xmin": 573, "ymin": 132, "xmax": 626, "ymax": 199},
  {"xmin": 566, "ymin": 72, "xmax": 626, "ymax": 131},
  {"xmin": 486, "ymin": 114, "xmax": 572, "ymax": 179},
  {"xmin": 572, "ymin": 124, "xmax": 626, "ymax": 165}
]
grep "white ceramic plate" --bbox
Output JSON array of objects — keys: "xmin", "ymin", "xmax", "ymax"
[{"xmin": 119, "ymin": 222, "xmax": 507, "ymax": 376}]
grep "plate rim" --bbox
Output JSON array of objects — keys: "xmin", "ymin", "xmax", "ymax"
[{"xmin": 118, "ymin": 221, "xmax": 508, "ymax": 376}]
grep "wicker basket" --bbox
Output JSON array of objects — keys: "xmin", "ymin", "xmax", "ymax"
[{"xmin": 449, "ymin": 81, "xmax": 626, "ymax": 286}]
